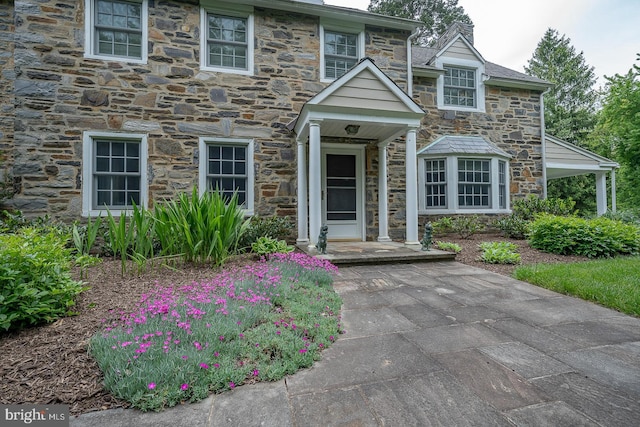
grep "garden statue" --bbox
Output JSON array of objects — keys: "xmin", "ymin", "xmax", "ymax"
[
  {"xmin": 317, "ymin": 224, "xmax": 328, "ymax": 254},
  {"xmin": 421, "ymin": 222, "xmax": 433, "ymax": 251}
]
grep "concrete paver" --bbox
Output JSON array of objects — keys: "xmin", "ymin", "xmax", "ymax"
[{"xmin": 71, "ymin": 260, "xmax": 640, "ymax": 427}]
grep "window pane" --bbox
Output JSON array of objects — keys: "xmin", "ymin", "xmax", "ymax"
[
  {"xmin": 96, "ymin": 157, "xmax": 110, "ymax": 172},
  {"xmin": 112, "ymin": 158, "xmax": 124, "ymax": 172}
]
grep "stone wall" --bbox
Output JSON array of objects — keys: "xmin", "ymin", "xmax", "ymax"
[
  {"xmin": 0, "ymin": 0, "xmax": 14, "ymax": 189},
  {"xmin": 384, "ymin": 78, "xmax": 545, "ymax": 240},
  {"xmin": 7, "ymin": 0, "xmax": 410, "ymax": 227}
]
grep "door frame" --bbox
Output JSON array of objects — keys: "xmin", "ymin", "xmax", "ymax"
[{"xmin": 321, "ymin": 143, "xmax": 366, "ymax": 241}]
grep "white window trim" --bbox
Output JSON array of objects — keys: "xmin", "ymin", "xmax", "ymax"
[
  {"xmin": 198, "ymin": 137, "xmax": 255, "ymax": 216},
  {"xmin": 84, "ymin": 0, "xmax": 149, "ymax": 64},
  {"xmin": 418, "ymin": 155, "xmax": 510, "ymax": 215},
  {"xmin": 82, "ymin": 131, "xmax": 148, "ymax": 217},
  {"xmin": 199, "ymin": 5, "xmax": 254, "ymax": 76},
  {"xmin": 320, "ymin": 20, "xmax": 365, "ymax": 83},
  {"xmin": 436, "ymin": 57, "xmax": 486, "ymax": 113}
]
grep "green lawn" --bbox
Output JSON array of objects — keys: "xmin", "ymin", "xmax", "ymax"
[{"xmin": 513, "ymin": 256, "xmax": 640, "ymax": 317}]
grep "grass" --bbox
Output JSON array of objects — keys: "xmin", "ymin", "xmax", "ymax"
[
  {"xmin": 513, "ymin": 256, "xmax": 640, "ymax": 317},
  {"xmin": 89, "ymin": 252, "xmax": 342, "ymax": 412}
]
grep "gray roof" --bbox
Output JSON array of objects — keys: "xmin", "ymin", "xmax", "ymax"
[
  {"xmin": 418, "ymin": 135, "xmax": 512, "ymax": 158},
  {"xmin": 412, "ymin": 46, "xmax": 550, "ymax": 88}
]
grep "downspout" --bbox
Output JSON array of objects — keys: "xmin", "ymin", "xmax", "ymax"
[
  {"xmin": 540, "ymin": 87, "xmax": 551, "ymax": 199},
  {"xmin": 406, "ymin": 27, "xmax": 420, "ymax": 95}
]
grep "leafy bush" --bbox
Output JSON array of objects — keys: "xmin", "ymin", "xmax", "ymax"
[
  {"xmin": 494, "ymin": 215, "xmax": 529, "ymax": 239},
  {"xmin": 451, "ymin": 215, "xmax": 485, "ymax": 239},
  {"xmin": 431, "ymin": 217, "xmax": 453, "ymax": 236},
  {"xmin": 479, "ymin": 241, "xmax": 521, "ymax": 264},
  {"xmin": 528, "ymin": 214, "xmax": 640, "ymax": 258},
  {"xmin": 0, "ymin": 228, "xmax": 85, "ymax": 331},
  {"xmin": 153, "ymin": 188, "xmax": 249, "ymax": 266},
  {"xmin": 251, "ymin": 236, "xmax": 294, "ymax": 256},
  {"xmin": 90, "ymin": 253, "xmax": 341, "ymax": 411},
  {"xmin": 512, "ymin": 195, "xmax": 577, "ymax": 220},
  {"xmin": 434, "ymin": 241, "xmax": 461, "ymax": 253},
  {"xmin": 238, "ymin": 215, "xmax": 294, "ymax": 250},
  {"xmin": 601, "ymin": 209, "xmax": 640, "ymax": 226}
]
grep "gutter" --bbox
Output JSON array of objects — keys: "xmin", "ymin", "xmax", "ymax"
[{"xmin": 406, "ymin": 27, "xmax": 420, "ymax": 98}]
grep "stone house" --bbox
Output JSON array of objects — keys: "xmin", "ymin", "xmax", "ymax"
[{"xmin": 0, "ymin": 0, "xmax": 617, "ymax": 246}]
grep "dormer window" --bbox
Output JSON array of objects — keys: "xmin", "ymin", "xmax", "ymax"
[{"xmin": 444, "ymin": 66, "xmax": 476, "ymax": 108}]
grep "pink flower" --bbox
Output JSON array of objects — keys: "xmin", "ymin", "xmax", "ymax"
[
  {"xmin": 182, "ymin": 355, "xmax": 188, "ymax": 360},
  {"xmin": 229, "ymin": 382, "xmax": 235, "ymax": 389},
  {"xmin": 181, "ymin": 383, "xmax": 189, "ymax": 391},
  {"xmin": 213, "ymin": 363, "xmax": 220, "ymax": 368},
  {"xmin": 252, "ymin": 369, "xmax": 259, "ymax": 377},
  {"xmin": 299, "ymin": 348, "xmax": 307, "ymax": 353},
  {"xmin": 214, "ymin": 351, "xmax": 220, "ymax": 357},
  {"xmin": 148, "ymin": 382, "xmax": 156, "ymax": 390},
  {"xmin": 199, "ymin": 363, "xmax": 209, "ymax": 369}
]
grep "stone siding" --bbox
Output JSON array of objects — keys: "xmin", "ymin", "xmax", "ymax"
[
  {"xmin": 0, "ymin": 0, "xmax": 14, "ymax": 188},
  {"xmin": 6, "ymin": 0, "xmax": 410, "ymax": 225}
]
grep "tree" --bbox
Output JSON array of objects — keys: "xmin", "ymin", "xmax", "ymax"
[
  {"xmin": 593, "ymin": 55, "xmax": 640, "ymax": 209},
  {"xmin": 525, "ymin": 28, "xmax": 599, "ymax": 213},
  {"xmin": 368, "ymin": 0, "xmax": 472, "ymax": 46}
]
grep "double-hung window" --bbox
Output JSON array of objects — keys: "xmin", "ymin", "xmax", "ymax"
[
  {"xmin": 320, "ymin": 22, "xmax": 364, "ymax": 81},
  {"xmin": 201, "ymin": 6, "xmax": 254, "ymax": 75},
  {"xmin": 82, "ymin": 131, "xmax": 148, "ymax": 216},
  {"xmin": 85, "ymin": 0, "xmax": 148, "ymax": 62},
  {"xmin": 198, "ymin": 138, "xmax": 254, "ymax": 214},
  {"xmin": 444, "ymin": 66, "xmax": 476, "ymax": 108},
  {"xmin": 458, "ymin": 159, "xmax": 490, "ymax": 208},
  {"xmin": 424, "ymin": 159, "xmax": 447, "ymax": 208}
]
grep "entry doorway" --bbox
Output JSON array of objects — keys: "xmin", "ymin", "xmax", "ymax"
[{"xmin": 321, "ymin": 145, "xmax": 365, "ymax": 241}]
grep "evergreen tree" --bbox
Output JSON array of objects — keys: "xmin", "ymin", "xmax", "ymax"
[
  {"xmin": 525, "ymin": 28, "xmax": 599, "ymax": 213},
  {"xmin": 368, "ymin": 0, "xmax": 472, "ymax": 46}
]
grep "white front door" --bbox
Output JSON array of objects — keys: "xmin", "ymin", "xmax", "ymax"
[{"xmin": 321, "ymin": 146, "xmax": 365, "ymax": 241}]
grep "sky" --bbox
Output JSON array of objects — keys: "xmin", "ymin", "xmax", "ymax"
[{"xmin": 323, "ymin": 0, "xmax": 640, "ymax": 86}]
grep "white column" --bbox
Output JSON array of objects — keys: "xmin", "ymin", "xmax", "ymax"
[
  {"xmin": 377, "ymin": 142, "xmax": 391, "ymax": 242},
  {"xmin": 296, "ymin": 139, "xmax": 309, "ymax": 244},
  {"xmin": 611, "ymin": 169, "xmax": 617, "ymax": 213},
  {"xmin": 595, "ymin": 171, "xmax": 607, "ymax": 216},
  {"xmin": 405, "ymin": 128, "xmax": 419, "ymax": 245},
  {"xmin": 308, "ymin": 120, "xmax": 322, "ymax": 248}
]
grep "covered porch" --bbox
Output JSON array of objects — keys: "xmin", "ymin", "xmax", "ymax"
[
  {"xmin": 289, "ymin": 58, "xmax": 425, "ymax": 248},
  {"xmin": 545, "ymin": 135, "xmax": 619, "ymax": 215}
]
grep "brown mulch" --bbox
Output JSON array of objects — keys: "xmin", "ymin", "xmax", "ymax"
[{"xmin": 0, "ymin": 238, "xmax": 587, "ymax": 416}]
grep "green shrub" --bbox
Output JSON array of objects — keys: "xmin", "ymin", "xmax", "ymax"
[
  {"xmin": 451, "ymin": 215, "xmax": 485, "ymax": 239},
  {"xmin": 0, "ymin": 227, "xmax": 85, "ymax": 331},
  {"xmin": 431, "ymin": 217, "xmax": 453, "ymax": 236},
  {"xmin": 238, "ymin": 215, "xmax": 294, "ymax": 250},
  {"xmin": 434, "ymin": 241, "xmax": 461, "ymax": 253},
  {"xmin": 153, "ymin": 188, "xmax": 249, "ymax": 266},
  {"xmin": 494, "ymin": 215, "xmax": 529, "ymax": 239},
  {"xmin": 528, "ymin": 214, "xmax": 640, "ymax": 257},
  {"xmin": 479, "ymin": 241, "xmax": 521, "ymax": 264},
  {"xmin": 512, "ymin": 195, "xmax": 577, "ymax": 220},
  {"xmin": 601, "ymin": 209, "xmax": 640, "ymax": 226},
  {"xmin": 251, "ymin": 236, "xmax": 294, "ymax": 256}
]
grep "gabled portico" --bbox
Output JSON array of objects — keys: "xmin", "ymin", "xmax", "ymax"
[{"xmin": 289, "ymin": 58, "xmax": 425, "ymax": 248}]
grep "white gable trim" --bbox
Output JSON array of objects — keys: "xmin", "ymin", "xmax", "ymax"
[{"xmin": 435, "ymin": 34, "xmax": 485, "ymax": 64}]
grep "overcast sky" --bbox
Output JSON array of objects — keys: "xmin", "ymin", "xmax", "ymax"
[{"xmin": 323, "ymin": 0, "xmax": 640, "ymax": 86}]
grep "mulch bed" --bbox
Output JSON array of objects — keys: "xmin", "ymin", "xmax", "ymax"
[{"xmin": 0, "ymin": 237, "xmax": 587, "ymax": 416}]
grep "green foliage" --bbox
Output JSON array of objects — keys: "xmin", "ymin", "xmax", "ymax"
[
  {"xmin": 368, "ymin": 0, "xmax": 472, "ymax": 46},
  {"xmin": 528, "ymin": 214, "xmax": 640, "ymax": 258},
  {"xmin": 494, "ymin": 215, "xmax": 529, "ymax": 239},
  {"xmin": 0, "ymin": 228, "xmax": 85, "ymax": 331},
  {"xmin": 593, "ymin": 55, "xmax": 640, "ymax": 209},
  {"xmin": 238, "ymin": 215, "xmax": 294, "ymax": 251},
  {"xmin": 514, "ymin": 257, "xmax": 640, "ymax": 317},
  {"xmin": 251, "ymin": 236, "xmax": 294, "ymax": 256},
  {"xmin": 601, "ymin": 209, "xmax": 640, "ymax": 226},
  {"xmin": 512, "ymin": 195, "xmax": 577, "ymax": 220},
  {"xmin": 72, "ymin": 215, "xmax": 103, "ymax": 256},
  {"xmin": 434, "ymin": 241, "xmax": 461, "ymax": 253},
  {"xmin": 431, "ymin": 216, "xmax": 453, "ymax": 235},
  {"xmin": 153, "ymin": 187, "xmax": 249, "ymax": 266},
  {"xmin": 0, "ymin": 153, "xmax": 13, "ymax": 205},
  {"xmin": 479, "ymin": 241, "xmax": 521, "ymax": 264},
  {"xmin": 451, "ymin": 215, "xmax": 484, "ymax": 239}
]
